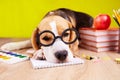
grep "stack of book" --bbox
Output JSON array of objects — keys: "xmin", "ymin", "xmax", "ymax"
[{"xmin": 79, "ymin": 28, "xmax": 119, "ymax": 52}]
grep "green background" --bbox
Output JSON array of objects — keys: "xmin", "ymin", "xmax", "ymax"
[{"xmin": 0, "ymin": 0, "xmax": 120, "ymax": 38}]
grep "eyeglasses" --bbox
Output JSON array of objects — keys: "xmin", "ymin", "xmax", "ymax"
[{"xmin": 37, "ymin": 28, "xmax": 79, "ymax": 46}]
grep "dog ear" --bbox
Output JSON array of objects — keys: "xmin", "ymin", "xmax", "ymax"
[
  {"xmin": 68, "ymin": 22, "xmax": 79, "ymax": 53},
  {"xmin": 31, "ymin": 28, "xmax": 40, "ymax": 50},
  {"xmin": 67, "ymin": 21, "xmax": 73, "ymax": 28},
  {"xmin": 69, "ymin": 28, "xmax": 79, "ymax": 54}
]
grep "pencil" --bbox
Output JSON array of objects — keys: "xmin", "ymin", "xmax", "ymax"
[
  {"xmin": 113, "ymin": 15, "xmax": 120, "ymax": 27},
  {"xmin": 113, "ymin": 9, "xmax": 120, "ymax": 24},
  {"xmin": 113, "ymin": 9, "xmax": 120, "ymax": 53}
]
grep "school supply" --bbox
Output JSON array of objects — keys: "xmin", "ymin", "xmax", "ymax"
[
  {"xmin": 0, "ymin": 50, "xmax": 29, "ymax": 64},
  {"xmin": 30, "ymin": 58, "xmax": 84, "ymax": 69},
  {"xmin": 79, "ymin": 28, "xmax": 119, "ymax": 52},
  {"xmin": 113, "ymin": 9, "xmax": 120, "ymax": 53}
]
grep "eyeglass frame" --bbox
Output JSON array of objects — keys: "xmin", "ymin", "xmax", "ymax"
[{"xmin": 37, "ymin": 28, "xmax": 79, "ymax": 47}]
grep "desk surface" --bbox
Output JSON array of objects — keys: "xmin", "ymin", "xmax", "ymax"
[{"xmin": 0, "ymin": 38, "xmax": 120, "ymax": 80}]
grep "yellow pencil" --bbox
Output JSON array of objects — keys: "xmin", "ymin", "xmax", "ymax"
[{"xmin": 113, "ymin": 9, "xmax": 120, "ymax": 24}]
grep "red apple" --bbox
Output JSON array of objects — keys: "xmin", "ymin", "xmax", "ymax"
[{"xmin": 94, "ymin": 14, "xmax": 111, "ymax": 30}]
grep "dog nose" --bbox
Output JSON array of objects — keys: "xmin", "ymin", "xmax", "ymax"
[{"xmin": 55, "ymin": 50, "xmax": 68, "ymax": 61}]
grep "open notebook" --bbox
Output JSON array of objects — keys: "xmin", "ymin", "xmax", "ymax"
[{"xmin": 30, "ymin": 58, "xmax": 84, "ymax": 69}]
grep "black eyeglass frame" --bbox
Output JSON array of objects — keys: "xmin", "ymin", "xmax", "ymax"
[{"xmin": 37, "ymin": 28, "xmax": 79, "ymax": 47}]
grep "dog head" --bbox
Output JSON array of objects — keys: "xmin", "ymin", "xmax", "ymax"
[{"xmin": 31, "ymin": 16, "xmax": 78, "ymax": 63}]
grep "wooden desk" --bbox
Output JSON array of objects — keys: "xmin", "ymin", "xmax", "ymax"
[{"xmin": 0, "ymin": 38, "xmax": 120, "ymax": 80}]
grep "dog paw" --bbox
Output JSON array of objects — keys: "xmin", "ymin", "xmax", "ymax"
[
  {"xmin": 0, "ymin": 43, "xmax": 19, "ymax": 51},
  {"xmin": 32, "ymin": 49, "xmax": 45, "ymax": 60}
]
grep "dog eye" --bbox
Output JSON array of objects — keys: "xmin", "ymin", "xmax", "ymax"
[
  {"xmin": 63, "ymin": 33, "xmax": 69, "ymax": 37},
  {"xmin": 42, "ymin": 36, "xmax": 51, "ymax": 41}
]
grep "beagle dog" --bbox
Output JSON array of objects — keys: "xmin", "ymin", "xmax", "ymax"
[{"xmin": 1, "ymin": 8, "xmax": 93, "ymax": 63}]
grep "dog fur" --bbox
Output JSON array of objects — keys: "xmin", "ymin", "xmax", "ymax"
[{"xmin": 1, "ymin": 8, "xmax": 93, "ymax": 63}]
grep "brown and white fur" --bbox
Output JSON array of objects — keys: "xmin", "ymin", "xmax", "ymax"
[{"xmin": 1, "ymin": 8, "xmax": 93, "ymax": 63}]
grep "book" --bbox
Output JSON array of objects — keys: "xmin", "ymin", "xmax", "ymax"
[
  {"xmin": 80, "ymin": 43, "xmax": 118, "ymax": 52},
  {"xmin": 79, "ymin": 28, "xmax": 119, "ymax": 52},
  {"xmin": 81, "ymin": 39, "xmax": 118, "ymax": 47},
  {"xmin": 80, "ymin": 34, "xmax": 118, "ymax": 42},
  {"xmin": 79, "ymin": 28, "xmax": 119, "ymax": 36}
]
